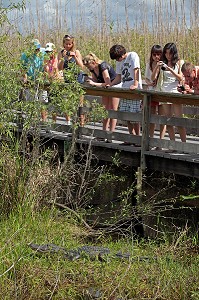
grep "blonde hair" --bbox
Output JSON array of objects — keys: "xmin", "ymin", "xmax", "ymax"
[
  {"xmin": 63, "ymin": 34, "xmax": 75, "ymax": 51},
  {"xmin": 181, "ymin": 62, "xmax": 195, "ymax": 73},
  {"xmin": 82, "ymin": 53, "xmax": 102, "ymax": 65}
]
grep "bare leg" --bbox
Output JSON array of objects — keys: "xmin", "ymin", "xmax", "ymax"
[
  {"xmin": 41, "ymin": 109, "xmax": 48, "ymax": 122},
  {"xmin": 102, "ymin": 96, "xmax": 110, "ymax": 131},
  {"xmin": 172, "ymin": 104, "xmax": 186, "ymax": 142},
  {"xmin": 79, "ymin": 95, "xmax": 85, "ymax": 126},
  {"xmin": 127, "ymin": 121, "xmax": 140, "ymax": 135},
  {"xmin": 109, "ymin": 97, "xmax": 120, "ymax": 132},
  {"xmin": 149, "ymin": 106, "xmax": 157, "ymax": 138},
  {"xmin": 158, "ymin": 105, "xmax": 167, "ymax": 139},
  {"xmin": 159, "ymin": 104, "xmax": 175, "ymax": 140},
  {"xmin": 65, "ymin": 113, "xmax": 71, "ymax": 124}
]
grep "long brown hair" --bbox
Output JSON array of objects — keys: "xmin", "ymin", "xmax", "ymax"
[{"xmin": 149, "ymin": 44, "xmax": 162, "ymax": 71}]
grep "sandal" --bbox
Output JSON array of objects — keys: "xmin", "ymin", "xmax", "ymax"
[
  {"xmin": 94, "ymin": 137, "xmax": 105, "ymax": 142},
  {"xmin": 119, "ymin": 142, "xmax": 133, "ymax": 146}
]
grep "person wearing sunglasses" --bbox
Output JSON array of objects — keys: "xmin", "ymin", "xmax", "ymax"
[
  {"xmin": 57, "ymin": 34, "xmax": 84, "ymax": 124},
  {"xmin": 58, "ymin": 34, "xmax": 84, "ymax": 82}
]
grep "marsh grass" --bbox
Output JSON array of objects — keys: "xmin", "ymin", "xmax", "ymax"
[
  {"xmin": 7, "ymin": 0, "xmax": 199, "ymax": 69},
  {"xmin": 0, "ymin": 3, "xmax": 199, "ymax": 299},
  {"xmin": 0, "ymin": 208, "xmax": 198, "ymax": 299}
]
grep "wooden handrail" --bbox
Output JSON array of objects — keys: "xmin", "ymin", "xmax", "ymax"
[
  {"xmin": 83, "ymin": 84, "xmax": 199, "ymax": 105},
  {"xmin": 80, "ymin": 84, "xmax": 199, "ymax": 172}
]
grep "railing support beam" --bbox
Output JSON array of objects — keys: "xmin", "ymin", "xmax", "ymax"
[{"xmin": 140, "ymin": 93, "xmax": 151, "ymax": 171}]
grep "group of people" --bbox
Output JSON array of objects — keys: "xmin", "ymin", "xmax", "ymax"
[{"xmin": 21, "ymin": 36, "xmax": 199, "ymax": 146}]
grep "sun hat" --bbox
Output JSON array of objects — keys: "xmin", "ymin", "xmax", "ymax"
[
  {"xmin": 31, "ymin": 39, "xmax": 41, "ymax": 49},
  {"xmin": 45, "ymin": 42, "xmax": 55, "ymax": 52}
]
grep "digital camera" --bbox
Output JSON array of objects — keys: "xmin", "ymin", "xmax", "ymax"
[
  {"xmin": 161, "ymin": 63, "xmax": 167, "ymax": 71},
  {"xmin": 179, "ymin": 85, "xmax": 185, "ymax": 91}
]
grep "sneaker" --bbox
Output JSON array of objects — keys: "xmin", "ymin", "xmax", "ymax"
[
  {"xmin": 94, "ymin": 137, "xmax": 105, "ymax": 142},
  {"xmin": 150, "ymin": 146, "xmax": 162, "ymax": 151},
  {"xmin": 165, "ymin": 147, "xmax": 177, "ymax": 153}
]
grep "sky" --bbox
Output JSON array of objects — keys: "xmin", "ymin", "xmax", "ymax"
[{"xmin": 1, "ymin": 0, "xmax": 193, "ymax": 34}]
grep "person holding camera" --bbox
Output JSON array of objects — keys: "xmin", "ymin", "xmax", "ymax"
[
  {"xmin": 57, "ymin": 34, "xmax": 84, "ymax": 124},
  {"xmin": 58, "ymin": 34, "xmax": 84, "ymax": 83},
  {"xmin": 178, "ymin": 62, "xmax": 199, "ymax": 95},
  {"xmin": 144, "ymin": 44, "xmax": 165, "ymax": 140},
  {"xmin": 151, "ymin": 42, "xmax": 186, "ymax": 144}
]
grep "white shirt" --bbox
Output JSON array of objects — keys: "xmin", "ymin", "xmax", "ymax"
[{"xmin": 116, "ymin": 52, "xmax": 142, "ymax": 89}]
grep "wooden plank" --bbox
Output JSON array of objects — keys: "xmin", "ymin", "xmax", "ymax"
[
  {"xmin": 145, "ymin": 155, "xmax": 199, "ymax": 178},
  {"xmin": 108, "ymin": 110, "xmax": 142, "ymax": 122},
  {"xmin": 78, "ymin": 127, "xmax": 142, "ymax": 145},
  {"xmin": 150, "ymin": 114, "xmax": 199, "ymax": 128},
  {"xmin": 150, "ymin": 92, "xmax": 199, "ymax": 105},
  {"xmin": 145, "ymin": 150, "xmax": 199, "ymax": 162},
  {"xmin": 140, "ymin": 93, "xmax": 151, "ymax": 170},
  {"xmin": 83, "ymin": 109, "xmax": 199, "ymax": 128},
  {"xmin": 83, "ymin": 85, "xmax": 199, "ymax": 105},
  {"xmin": 76, "ymin": 140, "xmax": 141, "ymax": 166},
  {"xmin": 149, "ymin": 137, "xmax": 199, "ymax": 153},
  {"xmin": 183, "ymin": 106, "xmax": 199, "ymax": 115},
  {"xmin": 84, "ymin": 85, "xmax": 144, "ymax": 100}
]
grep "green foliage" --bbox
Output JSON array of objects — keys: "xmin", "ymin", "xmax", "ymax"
[
  {"xmin": 0, "ymin": 208, "xmax": 198, "ymax": 299},
  {"xmin": 111, "ymin": 152, "xmax": 122, "ymax": 167},
  {"xmin": 86, "ymin": 99, "xmax": 108, "ymax": 123},
  {"xmin": 49, "ymin": 67, "xmax": 85, "ymax": 121}
]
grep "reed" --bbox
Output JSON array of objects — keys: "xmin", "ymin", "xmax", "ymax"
[{"xmin": 4, "ymin": 0, "xmax": 199, "ymax": 69}]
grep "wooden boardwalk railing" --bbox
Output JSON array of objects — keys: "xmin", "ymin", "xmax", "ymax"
[
  {"xmin": 76, "ymin": 84, "xmax": 199, "ymax": 177},
  {"xmin": 25, "ymin": 83, "xmax": 199, "ymax": 178}
]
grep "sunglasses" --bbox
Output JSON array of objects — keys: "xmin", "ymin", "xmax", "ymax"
[{"xmin": 64, "ymin": 34, "xmax": 74, "ymax": 39}]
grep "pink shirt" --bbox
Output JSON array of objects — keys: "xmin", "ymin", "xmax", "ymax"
[
  {"xmin": 192, "ymin": 66, "xmax": 199, "ymax": 92},
  {"xmin": 185, "ymin": 66, "xmax": 199, "ymax": 92},
  {"xmin": 45, "ymin": 57, "xmax": 58, "ymax": 78}
]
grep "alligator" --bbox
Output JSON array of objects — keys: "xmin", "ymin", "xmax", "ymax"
[
  {"xmin": 28, "ymin": 243, "xmax": 156, "ymax": 262},
  {"xmin": 29, "ymin": 243, "xmax": 110, "ymax": 261}
]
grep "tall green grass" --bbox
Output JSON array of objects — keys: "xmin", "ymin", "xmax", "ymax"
[
  {"xmin": 8, "ymin": 0, "xmax": 199, "ymax": 69},
  {"xmin": 0, "ymin": 207, "xmax": 198, "ymax": 299},
  {"xmin": 0, "ymin": 3, "xmax": 199, "ymax": 299}
]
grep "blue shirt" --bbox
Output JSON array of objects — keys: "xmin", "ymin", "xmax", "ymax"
[{"xmin": 21, "ymin": 50, "xmax": 44, "ymax": 81}]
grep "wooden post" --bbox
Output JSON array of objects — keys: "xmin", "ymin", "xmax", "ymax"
[
  {"xmin": 140, "ymin": 93, "xmax": 151, "ymax": 171},
  {"xmin": 136, "ymin": 93, "xmax": 151, "ymax": 237},
  {"xmin": 79, "ymin": 95, "xmax": 85, "ymax": 127}
]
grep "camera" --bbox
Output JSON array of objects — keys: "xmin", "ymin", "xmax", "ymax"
[
  {"xmin": 179, "ymin": 85, "xmax": 185, "ymax": 91},
  {"xmin": 161, "ymin": 63, "xmax": 167, "ymax": 71}
]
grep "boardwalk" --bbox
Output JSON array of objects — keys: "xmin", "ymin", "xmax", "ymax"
[
  {"xmin": 40, "ymin": 116, "xmax": 199, "ymax": 179},
  {"xmin": 21, "ymin": 84, "xmax": 199, "ymax": 179}
]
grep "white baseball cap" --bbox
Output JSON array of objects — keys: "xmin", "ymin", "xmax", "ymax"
[
  {"xmin": 31, "ymin": 39, "xmax": 41, "ymax": 49},
  {"xmin": 45, "ymin": 42, "xmax": 55, "ymax": 52}
]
